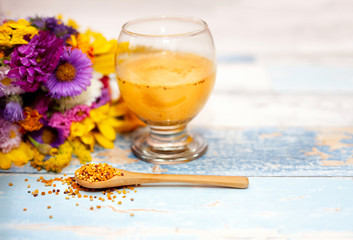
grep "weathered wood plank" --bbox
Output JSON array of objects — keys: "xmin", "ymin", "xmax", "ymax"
[
  {"xmin": 1, "ymin": 175, "xmax": 352, "ymax": 239},
  {"xmin": 2, "ymin": 127, "xmax": 352, "ymax": 176}
]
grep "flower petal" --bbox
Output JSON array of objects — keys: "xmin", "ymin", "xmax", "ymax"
[
  {"xmin": 81, "ymin": 132, "xmax": 95, "ymax": 148},
  {"xmin": 97, "ymin": 119, "xmax": 116, "ymax": 141},
  {"xmin": 70, "ymin": 117, "xmax": 95, "ymax": 139},
  {"xmin": 11, "ymin": 142, "xmax": 34, "ymax": 166},
  {"xmin": 0, "ymin": 153, "xmax": 12, "ymax": 169},
  {"xmin": 19, "ymin": 66, "xmax": 26, "ymax": 76},
  {"xmin": 93, "ymin": 132, "xmax": 114, "ymax": 149},
  {"xmin": 89, "ymin": 103, "xmax": 109, "ymax": 123},
  {"xmin": 27, "ymin": 67, "xmax": 35, "ymax": 77},
  {"xmin": 109, "ymin": 103, "xmax": 128, "ymax": 117},
  {"xmin": 20, "ymin": 57, "xmax": 30, "ymax": 66},
  {"xmin": 107, "ymin": 117, "xmax": 125, "ymax": 128}
]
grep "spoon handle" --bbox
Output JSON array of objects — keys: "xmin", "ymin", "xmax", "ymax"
[{"xmin": 136, "ymin": 173, "xmax": 249, "ymax": 189}]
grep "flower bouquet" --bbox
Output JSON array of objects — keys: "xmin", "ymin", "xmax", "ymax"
[{"xmin": 0, "ymin": 16, "xmax": 143, "ymax": 172}]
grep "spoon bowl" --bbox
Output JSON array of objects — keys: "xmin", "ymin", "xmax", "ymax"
[{"xmin": 75, "ymin": 168, "xmax": 249, "ymax": 189}]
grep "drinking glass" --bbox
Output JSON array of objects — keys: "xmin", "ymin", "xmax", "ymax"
[{"xmin": 115, "ymin": 16, "xmax": 216, "ymax": 164}]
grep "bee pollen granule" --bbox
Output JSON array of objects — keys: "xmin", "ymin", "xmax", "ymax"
[{"xmin": 75, "ymin": 163, "xmax": 122, "ymax": 182}]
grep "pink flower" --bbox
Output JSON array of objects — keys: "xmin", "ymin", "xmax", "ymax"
[
  {"xmin": 67, "ymin": 105, "xmax": 90, "ymax": 122},
  {"xmin": 0, "ymin": 118, "xmax": 22, "ymax": 153},
  {"xmin": 48, "ymin": 112, "xmax": 71, "ymax": 138},
  {"xmin": 47, "ymin": 105, "xmax": 90, "ymax": 138},
  {"xmin": 0, "ymin": 66, "xmax": 24, "ymax": 97}
]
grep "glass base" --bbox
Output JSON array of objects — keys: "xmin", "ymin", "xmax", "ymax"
[{"xmin": 131, "ymin": 125, "xmax": 207, "ymax": 164}]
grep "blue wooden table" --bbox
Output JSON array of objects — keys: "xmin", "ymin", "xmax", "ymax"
[
  {"xmin": 2, "ymin": 125, "xmax": 353, "ymax": 239},
  {"xmin": 2, "ymin": 0, "xmax": 353, "ymax": 239}
]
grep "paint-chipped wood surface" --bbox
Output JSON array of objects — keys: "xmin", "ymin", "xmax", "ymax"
[
  {"xmin": 2, "ymin": 0, "xmax": 353, "ymax": 239},
  {"xmin": 2, "ymin": 127, "xmax": 353, "ymax": 176},
  {"xmin": 1, "ymin": 176, "xmax": 353, "ymax": 239}
]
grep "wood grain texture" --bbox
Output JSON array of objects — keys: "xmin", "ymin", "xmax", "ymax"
[
  {"xmin": 2, "ymin": 127, "xmax": 353, "ymax": 177},
  {"xmin": 75, "ymin": 170, "xmax": 249, "ymax": 189},
  {"xmin": 1, "ymin": 175, "xmax": 352, "ymax": 239}
]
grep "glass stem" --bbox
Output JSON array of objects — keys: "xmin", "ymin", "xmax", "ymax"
[{"xmin": 147, "ymin": 124, "xmax": 192, "ymax": 153}]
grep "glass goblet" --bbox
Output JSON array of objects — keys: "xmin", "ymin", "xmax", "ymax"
[{"xmin": 115, "ymin": 16, "xmax": 216, "ymax": 164}]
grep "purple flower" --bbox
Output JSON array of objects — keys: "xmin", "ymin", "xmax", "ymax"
[
  {"xmin": 31, "ymin": 17, "xmax": 78, "ymax": 41},
  {"xmin": 6, "ymin": 31, "xmax": 64, "ymax": 92},
  {"xmin": 46, "ymin": 48, "xmax": 92, "ymax": 99},
  {"xmin": 91, "ymin": 87, "xmax": 111, "ymax": 109},
  {"xmin": 34, "ymin": 94, "xmax": 50, "ymax": 116},
  {"xmin": 0, "ymin": 117, "xmax": 22, "ymax": 153},
  {"xmin": 30, "ymin": 17, "xmax": 45, "ymax": 29},
  {"xmin": 29, "ymin": 124, "xmax": 65, "ymax": 148},
  {"xmin": 1, "ymin": 95, "xmax": 24, "ymax": 122},
  {"xmin": 3, "ymin": 101, "xmax": 24, "ymax": 122}
]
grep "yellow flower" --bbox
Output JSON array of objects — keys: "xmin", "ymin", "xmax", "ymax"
[
  {"xmin": 12, "ymin": 142, "xmax": 34, "ymax": 166},
  {"xmin": 59, "ymin": 15, "xmax": 79, "ymax": 29},
  {"xmin": 67, "ymin": 19, "xmax": 79, "ymax": 30},
  {"xmin": 69, "ymin": 100, "xmax": 144, "ymax": 151},
  {"xmin": 67, "ymin": 34, "xmax": 94, "ymax": 62},
  {"xmin": 70, "ymin": 117, "xmax": 95, "ymax": 150},
  {"xmin": 30, "ymin": 147, "xmax": 46, "ymax": 170},
  {"xmin": 111, "ymin": 99, "xmax": 145, "ymax": 133},
  {"xmin": 0, "ymin": 19, "xmax": 38, "ymax": 47},
  {"xmin": 89, "ymin": 103, "xmax": 122, "ymax": 149},
  {"xmin": 57, "ymin": 14, "xmax": 79, "ymax": 29},
  {"xmin": 43, "ymin": 141, "xmax": 72, "ymax": 173},
  {"xmin": 93, "ymin": 132, "xmax": 114, "ymax": 149},
  {"xmin": 0, "ymin": 153, "xmax": 12, "ymax": 169},
  {"xmin": 68, "ymin": 29, "xmax": 125, "ymax": 75},
  {"xmin": 84, "ymin": 30, "xmax": 117, "ymax": 75},
  {"xmin": 70, "ymin": 139, "xmax": 92, "ymax": 164},
  {"xmin": 69, "ymin": 103, "xmax": 125, "ymax": 150},
  {"xmin": 30, "ymin": 141, "xmax": 73, "ymax": 173},
  {"xmin": 0, "ymin": 142, "xmax": 34, "ymax": 169},
  {"xmin": 44, "ymin": 154, "xmax": 71, "ymax": 173},
  {"xmin": 92, "ymin": 104, "xmax": 124, "ymax": 138}
]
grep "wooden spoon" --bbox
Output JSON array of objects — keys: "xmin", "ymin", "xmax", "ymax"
[{"xmin": 75, "ymin": 168, "xmax": 249, "ymax": 189}]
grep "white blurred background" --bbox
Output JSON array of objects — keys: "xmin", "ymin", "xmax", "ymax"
[
  {"xmin": 2, "ymin": 0, "xmax": 353, "ymax": 127},
  {"xmin": 2, "ymin": 0, "xmax": 353, "ymax": 64}
]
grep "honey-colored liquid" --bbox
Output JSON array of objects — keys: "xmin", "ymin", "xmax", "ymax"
[{"xmin": 116, "ymin": 51, "xmax": 215, "ymax": 125}]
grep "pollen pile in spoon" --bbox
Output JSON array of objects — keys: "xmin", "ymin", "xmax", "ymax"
[{"xmin": 75, "ymin": 163, "xmax": 124, "ymax": 182}]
